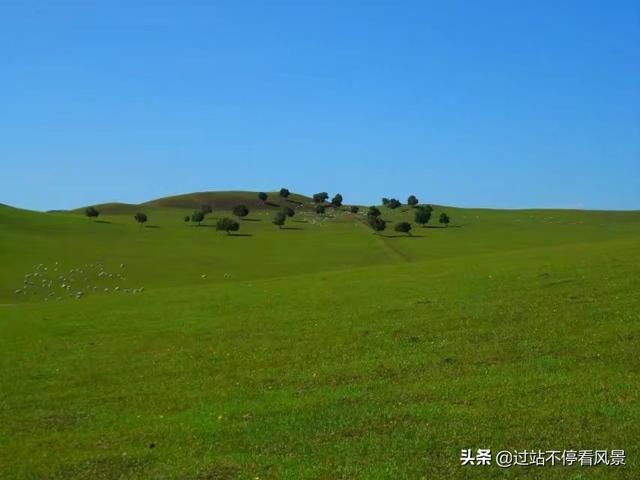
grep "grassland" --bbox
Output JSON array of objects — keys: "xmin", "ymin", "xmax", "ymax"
[{"xmin": 1, "ymin": 193, "xmax": 639, "ymax": 479}]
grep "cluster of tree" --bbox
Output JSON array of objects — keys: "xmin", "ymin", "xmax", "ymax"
[
  {"xmin": 313, "ymin": 192, "xmax": 329, "ymax": 203},
  {"xmin": 188, "ymin": 204, "xmax": 213, "ymax": 226},
  {"xmin": 381, "ymin": 198, "xmax": 401, "ymax": 209},
  {"xmin": 216, "ymin": 217, "xmax": 239, "ymax": 235},
  {"xmin": 86, "ymin": 206, "xmax": 149, "ymax": 226},
  {"xmin": 413, "ymin": 205, "xmax": 450, "ymax": 227},
  {"xmin": 233, "ymin": 204, "xmax": 249, "ymax": 218},
  {"xmin": 395, "ymin": 221, "xmax": 412, "ymax": 235},
  {"xmin": 272, "ymin": 205, "xmax": 296, "ymax": 228},
  {"xmin": 86, "ymin": 191, "xmax": 449, "ymax": 235},
  {"xmin": 414, "ymin": 204, "xmax": 433, "ymax": 227},
  {"xmin": 366, "ymin": 206, "xmax": 386, "ymax": 233}
]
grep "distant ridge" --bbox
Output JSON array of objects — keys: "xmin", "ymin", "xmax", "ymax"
[{"xmin": 72, "ymin": 191, "xmax": 313, "ymax": 215}]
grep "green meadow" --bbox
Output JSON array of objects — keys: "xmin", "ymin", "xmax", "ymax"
[{"xmin": 1, "ymin": 192, "xmax": 639, "ymax": 479}]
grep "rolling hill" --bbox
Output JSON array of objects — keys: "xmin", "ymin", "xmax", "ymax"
[
  {"xmin": 0, "ymin": 196, "xmax": 639, "ymax": 478},
  {"xmin": 69, "ymin": 191, "xmax": 314, "ymax": 215}
]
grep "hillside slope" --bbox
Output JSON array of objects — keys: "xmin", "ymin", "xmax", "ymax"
[{"xmin": 69, "ymin": 191, "xmax": 313, "ymax": 215}]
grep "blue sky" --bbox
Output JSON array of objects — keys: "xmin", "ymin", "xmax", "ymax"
[{"xmin": 1, "ymin": 0, "xmax": 638, "ymax": 211}]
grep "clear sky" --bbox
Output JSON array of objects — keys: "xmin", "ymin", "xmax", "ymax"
[{"xmin": 1, "ymin": 1, "xmax": 639, "ymax": 211}]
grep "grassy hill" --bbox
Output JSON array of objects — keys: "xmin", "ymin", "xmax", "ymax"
[
  {"xmin": 0, "ymin": 196, "xmax": 639, "ymax": 478},
  {"xmin": 70, "ymin": 191, "xmax": 313, "ymax": 215}
]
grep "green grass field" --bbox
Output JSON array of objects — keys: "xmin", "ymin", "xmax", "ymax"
[{"xmin": 1, "ymin": 192, "xmax": 639, "ymax": 479}]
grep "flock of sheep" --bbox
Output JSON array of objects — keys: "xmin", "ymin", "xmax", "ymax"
[{"xmin": 15, "ymin": 261, "xmax": 144, "ymax": 301}]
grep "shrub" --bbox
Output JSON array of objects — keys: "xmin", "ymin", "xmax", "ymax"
[
  {"xmin": 439, "ymin": 212, "xmax": 450, "ymax": 227},
  {"xmin": 258, "ymin": 192, "xmax": 268, "ymax": 202},
  {"xmin": 331, "ymin": 193, "xmax": 343, "ymax": 208},
  {"xmin": 349, "ymin": 205, "xmax": 359, "ymax": 214},
  {"xmin": 315, "ymin": 205, "xmax": 325, "ymax": 214}
]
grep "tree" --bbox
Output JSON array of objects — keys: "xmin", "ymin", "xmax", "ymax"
[
  {"xmin": 367, "ymin": 206, "xmax": 381, "ymax": 218},
  {"xmin": 349, "ymin": 205, "xmax": 359, "ymax": 214},
  {"xmin": 439, "ymin": 212, "xmax": 450, "ymax": 227},
  {"xmin": 282, "ymin": 206, "xmax": 295, "ymax": 217},
  {"xmin": 191, "ymin": 210, "xmax": 205, "ymax": 226},
  {"xmin": 331, "ymin": 193, "xmax": 343, "ymax": 208},
  {"xmin": 183, "ymin": 215, "xmax": 190, "ymax": 223},
  {"xmin": 216, "ymin": 217, "xmax": 240, "ymax": 235},
  {"xmin": 200, "ymin": 205, "xmax": 212, "ymax": 216},
  {"xmin": 273, "ymin": 211, "xmax": 287, "ymax": 228},
  {"xmin": 134, "ymin": 212, "xmax": 148, "ymax": 226},
  {"xmin": 407, "ymin": 195, "xmax": 419, "ymax": 207},
  {"xmin": 85, "ymin": 206, "xmax": 100, "ymax": 220},
  {"xmin": 313, "ymin": 192, "xmax": 329, "ymax": 203},
  {"xmin": 382, "ymin": 198, "xmax": 390, "ymax": 206},
  {"xmin": 395, "ymin": 221, "xmax": 412, "ymax": 235},
  {"xmin": 414, "ymin": 207, "xmax": 431, "ymax": 227},
  {"xmin": 279, "ymin": 188, "xmax": 290, "ymax": 199},
  {"xmin": 315, "ymin": 204, "xmax": 325, "ymax": 214},
  {"xmin": 424, "ymin": 204, "xmax": 434, "ymax": 213},
  {"xmin": 368, "ymin": 215, "xmax": 386, "ymax": 234},
  {"xmin": 258, "ymin": 192, "xmax": 268, "ymax": 203},
  {"xmin": 387, "ymin": 198, "xmax": 401, "ymax": 209},
  {"xmin": 233, "ymin": 204, "xmax": 249, "ymax": 218}
]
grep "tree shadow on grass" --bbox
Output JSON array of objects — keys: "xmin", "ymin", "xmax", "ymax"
[
  {"xmin": 423, "ymin": 225, "xmax": 462, "ymax": 228},
  {"xmin": 144, "ymin": 225, "xmax": 161, "ymax": 228},
  {"xmin": 242, "ymin": 218, "xmax": 261, "ymax": 222},
  {"xmin": 94, "ymin": 220, "xmax": 112, "ymax": 224},
  {"xmin": 281, "ymin": 226, "xmax": 304, "ymax": 230},
  {"xmin": 265, "ymin": 201, "xmax": 280, "ymax": 208},
  {"xmin": 380, "ymin": 234, "xmax": 424, "ymax": 238},
  {"xmin": 228, "ymin": 233, "xmax": 253, "ymax": 237}
]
